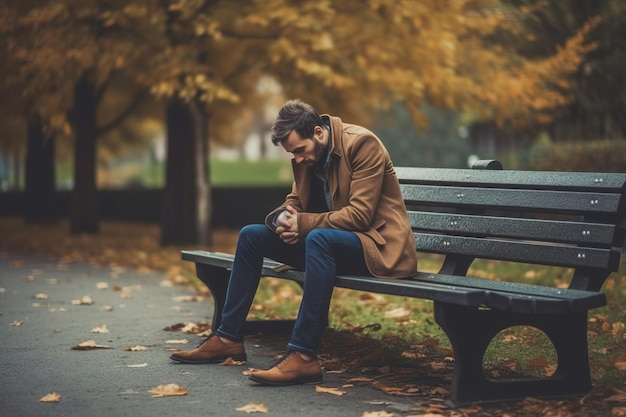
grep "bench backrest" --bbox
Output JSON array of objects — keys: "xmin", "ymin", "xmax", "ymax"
[{"xmin": 395, "ymin": 164, "xmax": 626, "ymax": 292}]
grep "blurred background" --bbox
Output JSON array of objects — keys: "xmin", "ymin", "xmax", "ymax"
[{"xmin": 1, "ymin": 0, "xmax": 625, "ymax": 246}]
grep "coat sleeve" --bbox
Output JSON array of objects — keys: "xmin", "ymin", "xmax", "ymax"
[
  {"xmin": 297, "ymin": 134, "xmax": 386, "ymax": 236},
  {"xmin": 264, "ymin": 182, "xmax": 304, "ymax": 232}
]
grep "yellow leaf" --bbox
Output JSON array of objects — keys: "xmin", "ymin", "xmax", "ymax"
[
  {"xmin": 124, "ymin": 345, "xmax": 148, "ymax": 351},
  {"xmin": 362, "ymin": 411, "xmax": 393, "ymax": 417},
  {"xmin": 315, "ymin": 385, "xmax": 346, "ymax": 396},
  {"xmin": 236, "ymin": 403, "xmax": 269, "ymax": 413},
  {"xmin": 148, "ymin": 383, "xmax": 188, "ymax": 397},
  {"xmin": 165, "ymin": 339, "xmax": 188, "ymax": 344},
  {"xmin": 127, "ymin": 363, "xmax": 148, "ymax": 368},
  {"xmin": 71, "ymin": 295, "xmax": 94, "ymax": 305},
  {"xmin": 91, "ymin": 324, "xmax": 109, "ymax": 333},
  {"xmin": 71, "ymin": 340, "xmax": 112, "ymax": 350},
  {"xmin": 220, "ymin": 357, "xmax": 246, "ymax": 366},
  {"xmin": 40, "ymin": 392, "xmax": 61, "ymax": 403}
]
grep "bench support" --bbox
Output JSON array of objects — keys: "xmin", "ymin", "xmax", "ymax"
[{"xmin": 434, "ymin": 303, "xmax": 592, "ymax": 406}]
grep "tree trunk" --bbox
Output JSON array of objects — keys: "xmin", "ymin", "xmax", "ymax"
[
  {"xmin": 24, "ymin": 112, "xmax": 57, "ymax": 223},
  {"xmin": 70, "ymin": 70, "xmax": 99, "ymax": 234},
  {"xmin": 160, "ymin": 98, "xmax": 211, "ymax": 246}
]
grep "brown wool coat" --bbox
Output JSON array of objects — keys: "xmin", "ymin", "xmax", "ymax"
[{"xmin": 265, "ymin": 115, "xmax": 417, "ymax": 279}]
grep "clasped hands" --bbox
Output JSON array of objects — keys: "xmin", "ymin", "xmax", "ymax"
[{"xmin": 275, "ymin": 205, "xmax": 299, "ymax": 244}]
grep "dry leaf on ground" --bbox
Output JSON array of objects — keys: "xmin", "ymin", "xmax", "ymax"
[
  {"xmin": 127, "ymin": 363, "xmax": 148, "ymax": 368},
  {"xmin": 125, "ymin": 345, "xmax": 148, "ymax": 351},
  {"xmin": 315, "ymin": 385, "xmax": 346, "ymax": 396},
  {"xmin": 166, "ymin": 339, "xmax": 188, "ymax": 344},
  {"xmin": 236, "ymin": 403, "xmax": 269, "ymax": 413},
  {"xmin": 72, "ymin": 295, "xmax": 94, "ymax": 305},
  {"xmin": 39, "ymin": 392, "xmax": 61, "ymax": 403},
  {"xmin": 173, "ymin": 295, "xmax": 203, "ymax": 302},
  {"xmin": 34, "ymin": 293, "xmax": 48, "ymax": 299},
  {"xmin": 91, "ymin": 324, "xmax": 109, "ymax": 333},
  {"xmin": 220, "ymin": 357, "xmax": 246, "ymax": 366},
  {"xmin": 10, "ymin": 320, "xmax": 24, "ymax": 326},
  {"xmin": 362, "ymin": 411, "xmax": 394, "ymax": 417},
  {"xmin": 71, "ymin": 340, "xmax": 112, "ymax": 350},
  {"xmin": 148, "ymin": 383, "xmax": 188, "ymax": 397}
]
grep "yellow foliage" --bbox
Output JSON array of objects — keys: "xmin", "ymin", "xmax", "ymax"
[{"xmin": 1, "ymin": 0, "xmax": 598, "ymax": 136}]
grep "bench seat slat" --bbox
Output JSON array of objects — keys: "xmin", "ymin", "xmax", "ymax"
[
  {"xmin": 401, "ymin": 184, "xmax": 624, "ymax": 216},
  {"xmin": 180, "ymin": 251, "xmax": 606, "ymax": 315},
  {"xmin": 413, "ymin": 233, "xmax": 621, "ymax": 270},
  {"xmin": 407, "ymin": 211, "xmax": 620, "ymax": 246},
  {"xmin": 395, "ymin": 167, "xmax": 626, "ymax": 193}
]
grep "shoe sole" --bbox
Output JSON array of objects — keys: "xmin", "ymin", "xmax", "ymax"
[
  {"xmin": 169, "ymin": 353, "xmax": 247, "ymax": 364},
  {"xmin": 248, "ymin": 373, "xmax": 323, "ymax": 386}
]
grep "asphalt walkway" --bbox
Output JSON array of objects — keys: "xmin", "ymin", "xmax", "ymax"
[{"xmin": 0, "ymin": 250, "xmax": 418, "ymax": 417}]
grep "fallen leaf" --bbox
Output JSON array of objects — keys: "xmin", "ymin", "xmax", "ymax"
[
  {"xmin": 606, "ymin": 389, "xmax": 626, "ymax": 402},
  {"xmin": 10, "ymin": 320, "xmax": 24, "ymax": 326},
  {"xmin": 127, "ymin": 363, "xmax": 148, "ymax": 368},
  {"xmin": 39, "ymin": 392, "xmax": 61, "ymax": 403},
  {"xmin": 174, "ymin": 295, "xmax": 203, "ymax": 302},
  {"xmin": 347, "ymin": 376, "xmax": 374, "ymax": 383},
  {"xmin": 165, "ymin": 339, "xmax": 188, "ymax": 344},
  {"xmin": 362, "ymin": 411, "xmax": 393, "ymax": 417},
  {"xmin": 96, "ymin": 282, "xmax": 109, "ymax": 290},
  {"xmin": 220, "ymin": 357, "xmax": 246, "ymax": 366},
  {"xmin": 125, "ymin": 345, "xmax": 148, "ymax": 351},
  {"xmin": 612, "ymin": 406, "xmax": 626, "ymax": 417},
  {"xmin": 71, "ymin": 340, "xmax": 113, "ymax": 350},
  {"xmin": 72, "ymin": 295, "xmax": 94, "ymax": 305},
  {"xmin": 91, "ymin": 324, "xmax": 109, "ymax": 333},
  {"xmin": 236, "ymin": 403, "xmax": 269, "ymax": 413},
  {"xmin": 102, "ymin": 305, "xmax": 114, "ymax": 311},
  {"xmin": 383, "ymin": 307, "xmax": 410, "ymax": 319},
  {"xmin": 148, "ymin": 383, "xmax": 188, "ymax": 397},
  {"xmin": 315, "ymin": 385, "xmax": 346, "ymax": 396},
  {"xmin": 615, "ymin": 362, "xmax": 626, "ymax": 371},
  {"xmin": 34, "ymin": 293, "xmax": 48, "ymax": 299}
]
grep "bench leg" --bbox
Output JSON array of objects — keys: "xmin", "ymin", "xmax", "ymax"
[
  {"xmin": 434, "ymin": 302, "xmax": 592, "ymax": 406},
  {"xmin": 195, "ymin": 264, "xmax": 296, "ymax": 335}
]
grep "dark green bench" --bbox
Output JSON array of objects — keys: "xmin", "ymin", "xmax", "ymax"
[{"xmin": 182, "ymin": 161, "xmax": 626, "ymax": 406}]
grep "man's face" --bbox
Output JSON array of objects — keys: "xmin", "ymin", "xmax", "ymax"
[{"xmin": 281, "ymin": 127, "xmax": 327, "ymax": 167}]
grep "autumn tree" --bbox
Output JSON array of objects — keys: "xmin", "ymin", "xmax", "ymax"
[
  {"xmin": 0, "ymin": 1, "xmax": 158, "ymax": 232},
  {"xmin": 500, "ymin": 0, "xmax": 626, "ymax": 140},
  {"xmin": 1, "ymin": 0, "xmax": 598, "ymax": 245}
]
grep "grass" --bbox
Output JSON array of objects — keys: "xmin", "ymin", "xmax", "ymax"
[{"xmin": 54, "ymin": 159, "xmax": 295, "ymax": 189}]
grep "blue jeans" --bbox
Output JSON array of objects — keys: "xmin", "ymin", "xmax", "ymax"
[{"xmin": 216, "ymin": 224, "xmax": 371, "ymax": 357}]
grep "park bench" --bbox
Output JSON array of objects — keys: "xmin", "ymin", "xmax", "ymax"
[{"xmin": 181, "ymin": 161, "xmax": 626, "ymax": 406}]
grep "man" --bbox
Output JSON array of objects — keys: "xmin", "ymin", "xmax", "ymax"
[{"xmin": 170, "ymin": 99, "xmax": 417, "ymax": 386}]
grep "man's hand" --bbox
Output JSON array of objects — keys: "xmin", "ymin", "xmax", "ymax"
[{"xmin": 275, "ymin": 205, "xmax": 299, "ymax": 244}]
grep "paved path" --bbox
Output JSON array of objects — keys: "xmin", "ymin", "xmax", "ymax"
[{"xmin": 0, "ymin": 250, "xmax": 418, "ymax": 417}]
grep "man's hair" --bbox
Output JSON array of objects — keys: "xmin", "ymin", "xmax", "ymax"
[{"xmin": 271, "ymin": 99, "xmax": 323, "ymax": 146}]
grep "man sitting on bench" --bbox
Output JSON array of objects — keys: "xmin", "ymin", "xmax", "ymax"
[{"xmin": 170, "ymin": 99, "xmax": 417, "ymax": 386}]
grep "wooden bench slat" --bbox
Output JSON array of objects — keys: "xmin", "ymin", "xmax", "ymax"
[
  {"xmin": 181, "ymin": 251, "xmax": 606, "ymax": 315},
  {"xmin": 407, "ymin": 211, "xmax": 620, "ymax": 246},
  {"xmin": 395, "ymin": 167, "xmax": 626, "ymax": 193},
  {"xmin": 401, "ymin": 184, "xmax": 624, "ymax": 215},
  {"xmin": 413, "ymin": 232, "xmax": 621, "ymax": 270}
]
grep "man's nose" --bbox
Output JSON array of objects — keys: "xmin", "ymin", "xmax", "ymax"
[{"xmin": 294, "ymin": 155, "xmax": 304, "ymax": 164}]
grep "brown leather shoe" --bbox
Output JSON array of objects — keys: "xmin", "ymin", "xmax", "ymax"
[
  {"xmin": 248, "ymin": 351, "xmax": 322, "ymax": 386},
  {"xmin": 169, "ymin": 334, "xmax": 246, "ymax": 364}
]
